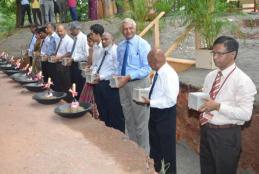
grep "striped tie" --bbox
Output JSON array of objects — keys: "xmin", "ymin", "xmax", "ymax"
[
  {"xmin": 209, "ymin": 71, "xmax": 222, "ymax": 100},
  {"xmin": 200, "ymin": 71, "xmax": 222, "ymax": 126}
]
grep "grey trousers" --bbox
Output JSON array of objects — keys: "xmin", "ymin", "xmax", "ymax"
[
  {"xmin": 40, "ymin": 4, "xmax": 46, "ymax": 25},
  {"xmin": 44, "ymin": 0, "xmax": 55, "ymax": 23},
  {"xmin": 119, "ymin": 77, "xmax": 150, "ymax": 153}
]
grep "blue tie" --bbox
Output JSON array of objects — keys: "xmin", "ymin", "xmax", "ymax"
[
  {"xmin": 149, "ymin": 72, "xmax": 158, "ymax": 99},
  {"xmin": 121, "ymin": 40, "xmax": 129, "ymax": 76}
]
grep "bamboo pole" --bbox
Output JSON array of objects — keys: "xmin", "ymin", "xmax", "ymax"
[
  {"xmin": 154, "ymin": 20, "xmax": 160, "ymax": 48},
  {"xmin": 165, "ymin": 24, "xmax": 194, "ymax": 57},
  {"xmin": 139, "ymin": 11, "xmax": 165, "ymax": 37}
]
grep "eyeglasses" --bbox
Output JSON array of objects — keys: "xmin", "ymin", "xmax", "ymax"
[{"xmin": 210, "ymin": 50, "xmax": 235, "ymax": 57}]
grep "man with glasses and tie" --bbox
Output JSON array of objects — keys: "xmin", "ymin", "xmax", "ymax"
[
  {"xmin": 116, "ymin": 18, "xmax": 151, "ymax": 153},
  {"xmin": 92, "ymin": 32, "xmax": 125, "ymax": 133},
  {"xmin": 68, "ymin": 21, "xmax": 88, "ymax": 99},
  {"xmin": 142, "ymin": 48, "xmax": 179, "ymax": 174},
  {"xmin": 199, "ymin": 36, "xmax": 257, "ymax": 174},
  {"xmin": 53, "ymin": 24, "xmax": 73, "ymax": 94}
]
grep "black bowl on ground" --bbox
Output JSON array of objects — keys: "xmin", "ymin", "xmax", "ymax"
[
  {"xmin": 23, "ymin": 82, "xmax": 46, "ymax": 92},
  {"xmin": 15, "ymin": 76, "xmax": 39, "ymax": 84},
  {"xmin": 0, "ymin": 61, "xmax": 8, "ymax": 65},
  {"xmin": 0, "ymin": 64, "xmax": 14, "ymax": 70},
  {"xmin": 33, "ymin": 91, "xmax": 67, "ymax": 104},
  {"xmin": 3, "ymin": 69, "xmax": 20, "ymax": 76},
  {"xmin": 10, "ymin": 72, "xmax": 26, "ymax": 80},
  {"xmin": 54, "ymin": 102, "xmax": 92, "ymax": 118}
]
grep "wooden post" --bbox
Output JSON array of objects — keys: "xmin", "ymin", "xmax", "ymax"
[
  {"xmin": 165, "ymin": 24, "xmax": 194, "ymax": 57},
  {"xmin": 139, "ymin": 11, "xmax": 165, "ymax": 37},
  {"xmin": 16, "ymin": 0, "xmax": 21, "ymax": 28},
  {"xmin": 154, "ymin": 20, "xmax": 160, "ymax": 48}
]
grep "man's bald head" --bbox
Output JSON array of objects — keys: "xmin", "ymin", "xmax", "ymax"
[
  {"xmin": 102, "ymin": 32, "xmax": 114, "ymax": 48},
  {"xmin": 147, "ymin": 48, "xmax": 166, "ymax": 71},
  {"xmin": 56, "ymin": 24, "xmax": 66, "ymax": 38}
]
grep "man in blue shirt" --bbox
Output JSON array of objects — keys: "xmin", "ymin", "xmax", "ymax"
[{"xmin": 116, "ymin": 18, "xmax": 151, "ymax": 153}]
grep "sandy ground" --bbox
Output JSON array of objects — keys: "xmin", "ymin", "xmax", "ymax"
[{"xmin": 0, "ymin": 71, "xmax": 154, "ymax": 174}]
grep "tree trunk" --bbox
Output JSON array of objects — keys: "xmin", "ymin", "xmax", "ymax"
[{"xmin": 16, "ymin": 0, "xmax": 21, "ymax": 27}]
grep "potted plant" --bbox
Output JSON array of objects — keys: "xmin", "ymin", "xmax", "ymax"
[{"xmin": 172, "ymin": 0, "xmax": 233, "ymax": 69}]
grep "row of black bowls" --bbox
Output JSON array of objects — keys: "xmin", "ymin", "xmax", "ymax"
[{"xmin": 1, "ymin": 64, "xmax": 91, "ymax": 118}]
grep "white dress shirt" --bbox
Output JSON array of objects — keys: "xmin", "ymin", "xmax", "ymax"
[
  {"xmin": 71, "ymin": 31, "xmax": 89, "ymax": 62},
  {"xmin": 91, "ymin": 42, "xmax": 103, "ymax": 73},
  {"xmin": 56, "ymin": 34, "xmax": 73, "ymax": 57},
  {"xmin": 203, "ymin": 63, "xmax": 257, "ymax": 125},
  {"xmin": 150, "ymin": 63, "xmax": 179, "ymax": 109},
  {"xmin": 40, "ymin": 36, "xmax": 49, "ymax": 55},
  {"xmin": 52, "ymin": 32, "xmax": 60, "ymax": 46},
  {"xmin": 96, "ymin": 44, "xmax": 118, "ymax": 80},
  {"xmin": 28, "ymin": 34, "xmax": 37, "ymax": 56}
]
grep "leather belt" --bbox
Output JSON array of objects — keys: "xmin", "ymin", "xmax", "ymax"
[{"xmin": 206, "ymin": 123, "xmax": 239, "ymax": 129}]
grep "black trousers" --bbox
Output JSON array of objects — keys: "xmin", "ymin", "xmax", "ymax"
[
  {"xmin": 200, "ymin": 124, "xmax": 241, "ymax": 174},
  {"xmin": 41, "ymin": 61, "xmax": 48, "ymax": 83},
  {"xmin": 93, "ymin": 80, "xmax": 125, "ymax": 133},
  {"xmin": 20, "ymin": 4, "xmax": 32, "ymax": 26},
  {"xmin": 32, "ymin": 8, "xmax": 42, "ymax": 25},
  {"xmin": 70, "ymin": 62, "xmax": 85, "ymax": 100},
  {"xmin": 56, "ymin": 63, "xmax": 71, "ymax": 93},
  {"xmin": 149, "ymin": 105, "xmax": 176, "ymax": 174},
  {"xmin": 47, "ymin": 62, "xmax": 58, "ymax": 91}
]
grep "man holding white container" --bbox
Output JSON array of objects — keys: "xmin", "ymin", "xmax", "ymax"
[
  {"xmin": 116, "ymin": 18, "xmax": 151, "ymax": 153},
  {"xmin": 68, "ymin": 21, "xmax": 88, "ymax": 99},
  {"xmin": 198, "ymin": 36, "xmax": 257, "ymax": 174},
  {"xmin": 92, "ymin": 32, "xmax": 125, "ymax": 132},
  {"xmin": 142, "ymin": 48, "xmax": 179, "ymax": 174}
]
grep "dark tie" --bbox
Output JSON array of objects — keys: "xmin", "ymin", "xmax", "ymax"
[
  {"xmin": 54, "ymin": 37, "xmax": 63, "ymax": 56},
  {"xmin": 71, "ymin": 37, "xmax": 77, "ymax": 55},
  {"xmin": 96, "ymin": 50, "xmax": 108, "ymax": 74},
  {"xmin": 149, "ymin": 72, "xmax": 158, "ymax": 99},
  {"xmin": 121, "ymin": 40, "xmax": 129, "ymax": 76}
]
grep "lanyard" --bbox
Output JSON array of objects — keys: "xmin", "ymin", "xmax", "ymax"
[{"xmin": 210, "ymin": 66, "xmax": 236, "ymax": 99}]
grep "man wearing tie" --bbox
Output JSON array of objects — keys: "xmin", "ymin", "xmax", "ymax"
[
  {"xmin": 142, "ymin": 48, "xmax": 179, "ymax": 174},
  {"xmin": 92, "ymin": 32, "xmax": 125, "ymax": 132},
  {"xmin": 199, "ymin": 36, "xmax": 257, "ymax": 174},
  {"xmin": 116, "ymin": 18, "xmax": 151, "ymax": 152},
  {"xmin": 53, "ymin": 24, "xmax": 73, "ymax": 93},
  {"xmin": 44, "ymin": 23, "xmax": 60, "ymax": 89},
  {"xmin": 69, "ymin": 21, "xmax": 88, "ymax": 99},
  {"xmin": 27, "ymin": 24, "xmax": 37, "ymax": 66}
]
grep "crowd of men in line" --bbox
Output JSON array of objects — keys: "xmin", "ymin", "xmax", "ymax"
[{"xmin": 24, "ymin": 18, "xmax": 257, "ymax": 174}]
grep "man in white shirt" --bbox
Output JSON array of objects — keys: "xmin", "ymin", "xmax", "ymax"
[
  {"xmin": 53, "ymin": 24, "xmax": 73, "ymax": 93},
  {"xmin": 92, "ymin": 32, "xmax": 125, "ymax": 133},
  {"xmin": 27, "ymin": 24, "xmax": 37, "ymax": 66},
  {"xmin": 142, "ymin": 48, "xmax": 179, "ymax": 174},
  {"xmin": 68, "ymin": 21, "xmax": 88, "ymax": 99},
  {"xmin": 199, "ymin": 36, "xmax": 257, "ymax": 174},
  {"xmin": 43, "ymin": 23, "xmax": 60, "ymax": 89},
  {"xmin": 89, "ymin": 24, "xmax": 104, "ymax": 73}
]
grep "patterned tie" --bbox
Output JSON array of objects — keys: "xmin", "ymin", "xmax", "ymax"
[
  {"xmin": 149, "ymin": 72, "xmax": 158, "ymax": 99},
  {"xmin": 71, "ymin": 37, "xmax": 77, "ymax": 55},
  {"xmin": 96, "ymin": 50, "xmax": 108, "ymax": 74},
  {"xmin": 209, "ymin": 71, "xmax": 223, "ymax": 100},
  {"xmin": 121, "ymin": 40, "xmax": 129, "ymax": 76},
  {"xmin": 200, "ymin": 71, "xmax": 222, "ymax": 126}
]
